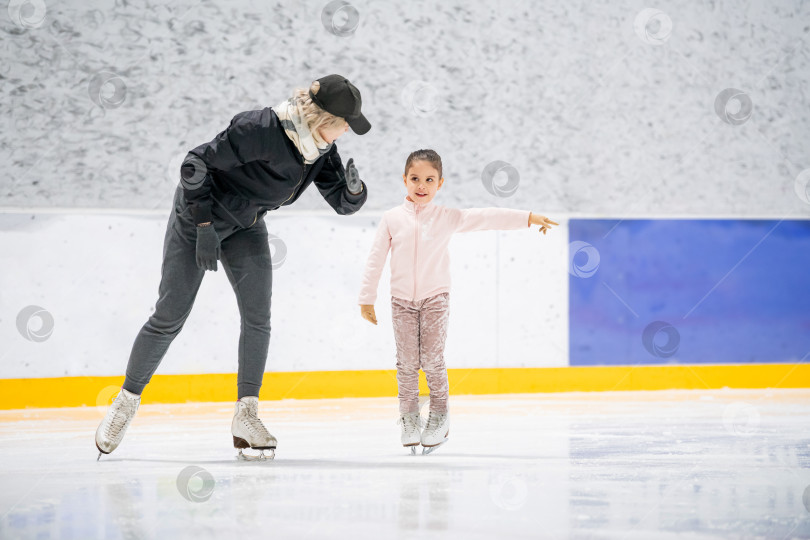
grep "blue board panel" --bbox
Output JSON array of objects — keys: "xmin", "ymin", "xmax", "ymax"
[{"xmin": 568, "ymin": 219, "xmax": 810, "ymax": 366}]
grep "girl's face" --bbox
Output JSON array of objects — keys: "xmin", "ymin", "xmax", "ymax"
[
  {"xmin": 318, "ymin": 122, "xmax": 349, "ymax": 144},
  {"xmin": 403, "ymin": 160, "xmax": 444, "ymax": 205}
]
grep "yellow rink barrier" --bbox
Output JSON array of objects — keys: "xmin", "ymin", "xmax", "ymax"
[{"xmin": 0, "ymin": 363, "xmax": 808, "ymax": 410}]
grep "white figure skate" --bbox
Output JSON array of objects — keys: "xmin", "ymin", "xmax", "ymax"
[
  {"xmin": 420, "ymin": 411, "xmax": 449, "ymax": 455},
  {"xmin": 95, "ymin": 388, "xmax": 140, "ymax": 460},
  {"xmin": 232, "ymin": 396, "xmax": 277, "ymax": 461},
  {"xmin": 399, "ymin": 412, "xmax": 421, "ymax": 455}
]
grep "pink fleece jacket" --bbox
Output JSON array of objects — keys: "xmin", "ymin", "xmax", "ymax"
[{"xmin": 358, "ymin": 197, "xmax": 531, "ymax": 304}]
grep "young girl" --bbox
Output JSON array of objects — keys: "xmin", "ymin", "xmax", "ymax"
[{"xmin": 358, "ymin": 149, "xmax": 558, "ymax": 454}]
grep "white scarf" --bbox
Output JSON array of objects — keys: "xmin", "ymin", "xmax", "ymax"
[{"xmin": 274, "ymin": 97, "xmax": 333, "ymax": 164}]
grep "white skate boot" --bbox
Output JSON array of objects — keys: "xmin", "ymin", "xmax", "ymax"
[
  {"xmin": 232, "ymin": 396, "xmax": 277, "ymax": 461},
  {"xmin": 399, "ymin": 412, "xmax": 421, "ymax": 455},
  {"xmin": 420, "ymin": 411, "xmax": 449, "ymax": 455},
  {"xmin": 95, "ymin": 388, "xmax": 140, "ymax": 460}
]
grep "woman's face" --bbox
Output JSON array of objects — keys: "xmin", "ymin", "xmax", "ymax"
[{"xmin": 318, "ymin": 122, "xmax": 350, "ymax": 144}]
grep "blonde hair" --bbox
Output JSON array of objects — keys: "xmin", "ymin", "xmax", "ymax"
[{"xmin": 293, "ymin": 82, "xmax": 349, "ymax": 134}]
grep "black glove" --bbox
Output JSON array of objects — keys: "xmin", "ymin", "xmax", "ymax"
[
  {"xmin": 195, "ymin": 225, "xmax": 220, "ymax": 271},
  {"xmin": 345, "ymin": 158, "xmax": 363, "ymax": 195}
]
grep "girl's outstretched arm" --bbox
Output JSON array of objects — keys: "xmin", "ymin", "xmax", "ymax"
[{"xmin": 528, "ymin": 213, "xmax": 559, "ymax": 235}]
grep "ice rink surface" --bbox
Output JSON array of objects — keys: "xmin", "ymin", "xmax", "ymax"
[{"xmin": 1, "ymin": 389, "xmax": 809, "ymax": 540}]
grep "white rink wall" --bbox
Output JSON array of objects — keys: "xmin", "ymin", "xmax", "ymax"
[{"xmin": 0, "ymin": 205, "xmax": 568, "ymax": 378}]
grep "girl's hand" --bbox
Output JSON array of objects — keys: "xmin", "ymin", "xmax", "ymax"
[
  {"xmin": 360, "ymin": 304, "xmax": 377, "ymax": 325},
  {"xmin": 529, "ymin": 213, "xmax": 559, "ymax": 235}
]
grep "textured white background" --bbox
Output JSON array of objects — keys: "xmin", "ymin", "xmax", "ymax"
[{"xmin": 1, "ymin": 0, "xmax": 809, "ymax": 215}]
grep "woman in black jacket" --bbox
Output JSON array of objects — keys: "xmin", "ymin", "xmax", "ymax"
[{"xmin": 95, "ymin": 74, "xmax": 371, "ymax": 460}]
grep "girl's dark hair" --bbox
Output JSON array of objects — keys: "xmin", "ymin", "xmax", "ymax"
[{"xmin": 404, "ymin": 149, "xmax": 442, "ymax": 179}]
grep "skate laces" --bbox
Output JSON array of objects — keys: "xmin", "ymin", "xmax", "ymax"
[
  {"xmin": 242, "ymin": 402, "xmax": 271, "ymax": 438},
  {"xmin": 398, "ymin": 413, "xmax": 419, "ymax": 435},
  {"xmin": 104, "ymin": 395, "xmax": 137, "ymax": 439},
  {"xmin": 424, "ymin": 412, "xmax": 445, "ymax": 434}
]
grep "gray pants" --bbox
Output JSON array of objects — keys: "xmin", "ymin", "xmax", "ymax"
[{"xmin": 123, "ymin": 186, "xmax": 272, "ymax": 399}]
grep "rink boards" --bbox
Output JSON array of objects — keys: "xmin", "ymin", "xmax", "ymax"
[
  {"xmin": 1, "ymin": 212, "xmax": 808, "ymax": 409},
  {"xmin": 1, "ymin": 364, "xmax": 809, "ymax": 409}
]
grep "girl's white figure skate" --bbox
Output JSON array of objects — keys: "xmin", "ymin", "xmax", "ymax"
[
  {"xmin": 95, "ymin": 388, "xmax": 140, "ymax": 460},
  {"xmin": 420, "ymin": 411, "xmax": 449, "ymax": 455},
  {"xmin": 399, "ymin": 412, "xmax": 421, "ymax": 455},
  {"xmin": 232, "ymin": 396, "xmax": 277, "ymax": 461}
]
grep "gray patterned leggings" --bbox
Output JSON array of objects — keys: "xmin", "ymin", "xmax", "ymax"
[{"xmin": 391, "ymin": 292, "xmax": 450, "ymax": 414}]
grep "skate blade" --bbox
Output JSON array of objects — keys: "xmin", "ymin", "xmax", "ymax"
[
  {"xmin": 421, "ymin": 439, "xmax": 448, "ymax": 455},
  {"xmin": 95, "ymin": 443, "xmax": 110, "ymax": 461},
  {"xmin": 236, "ymin": 448, "xmax": 275, "ymax": 461},
  {"xmin": 403, "ymin": 442, "xmax": 419, "ymax": 456}
]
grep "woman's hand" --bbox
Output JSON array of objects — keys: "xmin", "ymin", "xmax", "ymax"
[
  {"xmin": 529, "ymin": 213, "xmax": 559, "ymax": 235},
  {"xmin": 345, "ymin": 158, "xmax": 363, "ymax": 195},
  {"xmin": 360, "ymin": 304, "xmax": 377, "ymax": 325},
  {"xmin": 195, "ymin": 223, "xmax": 221, "ymax": 271}
]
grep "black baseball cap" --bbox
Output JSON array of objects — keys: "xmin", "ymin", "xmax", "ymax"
[{"xmin": 309, "ymin": 74, "xmax": 371, "ymax": 135}]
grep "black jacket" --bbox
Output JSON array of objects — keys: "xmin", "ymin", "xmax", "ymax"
[{"xmin": 180, "ymin": 107, "xmax": 367, "ymax": 228}]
